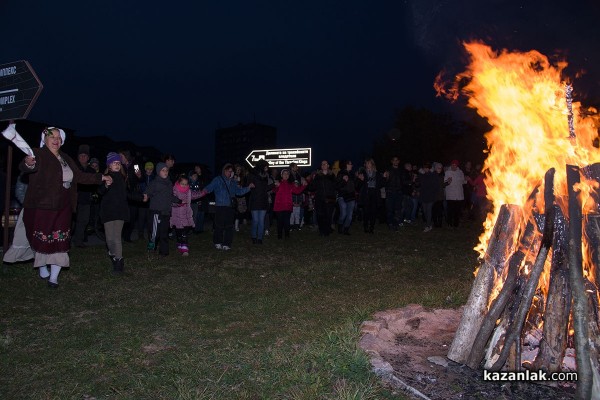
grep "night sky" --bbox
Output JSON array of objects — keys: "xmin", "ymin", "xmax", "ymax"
[{"xmin": 2, "ymin": 0, "xmax": 599, "ymax": 168}]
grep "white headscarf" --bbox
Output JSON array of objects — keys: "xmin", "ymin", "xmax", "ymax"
[{"xmin": 40, "ymin": 127, "xmax": 66, "ymax": 147}]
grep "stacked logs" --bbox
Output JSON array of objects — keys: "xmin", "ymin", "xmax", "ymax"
[{"xmin": 447, "ymin": 163, "xmax": 600, "ymax": 399}]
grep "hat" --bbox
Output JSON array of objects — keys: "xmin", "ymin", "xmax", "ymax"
[
  {"xmin": 156, "ymin": 162, "xmax": 168, "ymax": 174},
  {"xmin": 106, "ymin": 152, "xmax": 121, "ymax": 165},
  {"xmin": 89, "ymin": 157, "xmax": 99, "ymax": 165},
  {"xmin": 145, "ymin": 161, "xmax": 154, "ymax": 170},
  {"xmin": 451, "ymin": 159, "xmax": 459, "ymax": 166},
  {"xmin": 40, "ymin": 127, "xmax": 66, "ymax": 147},
  {"xmin": 78, "ymin": 144, "xmax": 90, "ymax": 155}
]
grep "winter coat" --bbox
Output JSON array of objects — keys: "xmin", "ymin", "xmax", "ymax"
[
  {"xmin": 247, "ymin": 172, "xmax": 273, "ymax": 210},
  {"xmin": 98, "ymin": 171, "xmax": 130, "ymax": 223},
  {"xmin": 139, "ymin": 172, "xmax": 155, "ymax": 193},
  {"xmin": 470, "ymin": 174, "xmax": 487, "ymax": 200},
  {"xmin": 20, "ymin": 146, "xmax": 102, "ymax": 212},
  {"xmin": 445, "ymin": 168, "xmax": 466, "ymax": 200},
  {"xmin": 308, "ymin": 171, "xmax": 336, "ymax": 202},
  {"xmin": 336, "ymin": 170, "xmax": 357, "ymax": 202},
  {"xmin": 145, "ymin": 175, "xmax": 177, "ymax": 216},
  {"xmin": 418, "ymin": 171, "xmax": 441, "ymax": 203},
  {"xmin": 385, "ymin": 167, "xmax": 403, "ymax": 193},
  {"xmin": 170, "ymin": 182, "xmax": 201, "ymax": 229},
  {"xmin": 355, "ymin": 169, "xmax": 384, "ymax": 206},
  {"xmin": 76, "ymin": 163, "xmax": 98, "ymax": 205},
  {"xmin": 123, "ymin": 162, "xmax": 142, "ymax": 195},
  {"xmin": 273, "ymin": 181, "xmax": 306, "ymax": 212},
  {"xmin": 203, "ymin": 174, "xmax": 251, "ymax": 207},
  {"xmin": 401, "ymin": 168, "xmax": 414, "ymax": 196}
]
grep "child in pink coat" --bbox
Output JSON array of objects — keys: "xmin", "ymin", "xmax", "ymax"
[
  {"xmin": 171, "ymin": 175, "xmax": 201, "ymax": 255},
  {"xmin": 273, "ymin": 169, "xmax": 306, "ymax": 239}
]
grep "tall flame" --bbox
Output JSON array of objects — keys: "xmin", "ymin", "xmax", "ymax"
[{"xmin": 446, "ymin": 42, "xmax": 599, "ymax": 257}]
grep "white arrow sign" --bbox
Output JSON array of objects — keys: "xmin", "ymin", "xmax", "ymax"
[{"xmin": 245, "ymin": 147, "xmax": 311, "ymax": 168}]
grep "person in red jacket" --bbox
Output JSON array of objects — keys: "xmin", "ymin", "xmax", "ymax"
[{"xmin": 272, "ymin": 169, "xmax": 306, "ymax": 239}]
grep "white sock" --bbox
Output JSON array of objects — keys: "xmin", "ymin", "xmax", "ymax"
[
  {"xmin": 49, "ymin": 264, "xmax": 61, "ymax": 284},
  {"xmin": 39, "ymin": 265, "xmax": 50, "ymax": 279}
]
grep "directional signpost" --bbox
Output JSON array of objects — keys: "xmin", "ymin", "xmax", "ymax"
[
  {"xmin": 1, "ymin": 60, "xmax": 43, "ymax": 252},
  {"xmin": 0, "ymin": 60, "xmax": 43, "ymax": 121},
  {"xmin": 245, "ymin": 147, "xmax": 311, "ymax": 168}
]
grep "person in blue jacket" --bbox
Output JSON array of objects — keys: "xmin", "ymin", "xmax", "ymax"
[{"xmin": 200, "ymin": 163, "xmax": 254, "ymax": 250}]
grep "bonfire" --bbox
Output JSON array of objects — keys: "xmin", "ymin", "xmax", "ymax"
[{"xmin": 436, "ymin": 42, "xmax": 600, "ymax": 399}]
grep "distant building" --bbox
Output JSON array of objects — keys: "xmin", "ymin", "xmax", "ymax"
[{"xmin": 214, "ymin": 122, "xmax": 277, "ymax": 172}]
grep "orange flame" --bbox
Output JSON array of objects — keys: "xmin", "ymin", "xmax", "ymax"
[{"xmin": 447, "ymin": 42, "xmax": 599, "ymax": 258}]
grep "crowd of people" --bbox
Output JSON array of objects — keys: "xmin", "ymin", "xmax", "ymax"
[{"xmin": 3, "ymin": 125, "xmax": 490, "ymax": 288}]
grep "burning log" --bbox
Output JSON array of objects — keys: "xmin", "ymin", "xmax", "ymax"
[
  {"xmin": 447, "ymin": 204, "xmax": 523, "ymax": 364},
  {"xmin": 437, "ymin": 43, "xmax": 600, "ymax": 396},
  {"xmin": 466, "ymin": 219, "xmax": 538, "ymax": 369},
  {"xmin": 585, "ymin": 215, "xmax": 600, "ymax": 291},
  {"xmin": 533, "ymin": 206, "xmax": 570, "ymax": 373},
  {"xmin": 488, "ymin": 168, "xmax": 557, "ymax": 371},
  {"xmin": 567, "ymin": 164, "xmax": 594, "ymax": 399}
]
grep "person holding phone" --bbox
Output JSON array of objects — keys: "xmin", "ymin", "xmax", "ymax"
[{"xmin": 119, "ymin": 150, "xmax": 143, "ymax": 242}]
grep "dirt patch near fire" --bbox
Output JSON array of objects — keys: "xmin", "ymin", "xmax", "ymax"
[{"xmin": 359, "ymin": 304, "xmax": 575, "ymax": 399}]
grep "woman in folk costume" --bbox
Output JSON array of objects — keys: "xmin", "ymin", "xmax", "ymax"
[{"xmin": 19, "ymin": 127, "xmax": 112, "ymax": 288}]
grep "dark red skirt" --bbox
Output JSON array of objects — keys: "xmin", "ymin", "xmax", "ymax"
[{"xmin": 23, "ymin": 189, "xmax": 72, "ymax": 254}]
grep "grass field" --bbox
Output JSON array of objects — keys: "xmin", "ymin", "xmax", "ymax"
[{"xmin": 1, "ymin": 219, "xmax": 482, "ymax": 399}]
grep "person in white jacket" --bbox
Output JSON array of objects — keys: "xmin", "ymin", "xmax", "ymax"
[{"xmin": 444, "ymin": 160, "xmax": 465, "ymax": 228}]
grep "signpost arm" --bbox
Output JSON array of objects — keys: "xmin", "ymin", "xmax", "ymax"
[{"xmin": 3, "ymin": 145, "xmax": 12, "ymax": 254}]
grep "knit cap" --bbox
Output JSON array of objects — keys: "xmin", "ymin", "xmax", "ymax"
[
  {"xmin": 155, "ymin": 162, "xmax": 168, "ymax": 174},
  {"xmin": 89, "ymin": 158, "xmax": 99, "ymax": 165},
  {"xmin": 106, "ymin": 152, "xmax": 121, "ymax": 165},
  {"xmin": 145, "ymin": 161, "xmax": 154, "ymax": 170}
]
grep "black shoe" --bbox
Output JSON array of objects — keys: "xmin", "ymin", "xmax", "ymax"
[
  {"xmin": 257, "ymin": 239, "xmax": 263, "ymax": 244},
  {"xmin": 47, "ymin": 281, "xmax": 59, "ymax": 289},
  {"xmin": 252, "ymin": 238, "xmax": 257, "ymax": 244},
  {"xmin": 338, "ymin": 224, "xmax": 343, "ymax": 234},
  {"xmin": 343, "ymin": 227, "xmax": 350, "ymax": 235},
  {"xmin": 113, "ymin": 258, "xmax": 124, "ymax": 273}
]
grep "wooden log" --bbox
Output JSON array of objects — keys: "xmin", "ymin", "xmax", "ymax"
[
  {"xmin": 585, "ymin": 282, "xmax": 600, "ymax": 399},
  {"xmin": 447, "ymin": 204, "xmax": 523, "ymax": 364},
  {"xmin": 584, "ymin": 215, "xmax": 600, "ymax": 294},
  {"xmin": 467, "ymin": 220, "xmax": 538, "ymax": 368},
  {"xmin": 533, "ymin": 206, "xmax": 571, "ymax": 373},
  {"xmin": 582, "ymin": 164, "xmax": 600, "ymax": 398},
  {"xmin": 483, "ymin": 301, "xmax": 514, "ymax": 369},
  {"xmin": 581, "ymin": 162, "xmax": 600, "ymax": 215},
  {"xmin": 488, "ymin": 169, "xmax": 556, "ymax": 371},
  {"xmin": 566, "ymin": 164, "xmax": 593, "ymax": 400}
]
